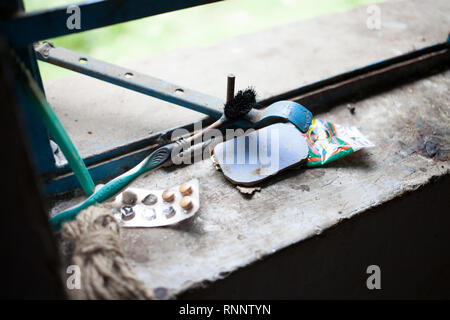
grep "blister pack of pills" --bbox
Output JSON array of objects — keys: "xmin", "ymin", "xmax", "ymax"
[{"xmin": 105, "ymin": 179, "xmax": 200, "ymax": 227}]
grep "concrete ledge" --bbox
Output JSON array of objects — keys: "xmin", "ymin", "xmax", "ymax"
[{"xmin": 48, "ymin": 0, "xmax": 450, "ymax": 298}]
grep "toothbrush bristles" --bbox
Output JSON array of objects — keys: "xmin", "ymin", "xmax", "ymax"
[{"xmin": 224, "ymin": 87, "xmax": 258, "ymax": 120}]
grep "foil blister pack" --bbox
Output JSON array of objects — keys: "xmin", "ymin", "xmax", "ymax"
[{"xmin": 105, "ymin": 179, "xmax": 200, "ymax": 227}]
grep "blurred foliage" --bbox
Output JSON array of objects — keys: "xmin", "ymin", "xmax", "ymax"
[{"xmin": 24, "ymin": 0, "xmax": 383, "ymax": 80}]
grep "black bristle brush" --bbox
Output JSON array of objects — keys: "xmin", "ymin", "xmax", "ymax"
[
  {"xmin": 185, "ymin": 87, "xmax": 258, "ymax": 143},
  {"xmin": 224, "ymin": 87, "xmax": 258, "ymax": 120}
]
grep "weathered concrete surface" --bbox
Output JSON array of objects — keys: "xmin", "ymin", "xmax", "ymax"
[
  {"xmin": 122, "ymin": 71, "xmax": 449, "ymax": 298},
  {"xmin": 48, "ymin": 0, "xmax": 450, "ymax": 298},
  {"xmin": 43, "ymin": 0, "xmax": 450, "ymax": 158}
]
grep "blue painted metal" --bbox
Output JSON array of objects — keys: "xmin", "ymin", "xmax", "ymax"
[
  {"xmin": 4, "ymin": 0, "xmax": 45, "ymax": 93},
  {"xmin": 13, "ymin": 67, "xmax": 57, "ymax": 175},
  {"xmin": 36, "ymin": 43, "xmax": 224, "ymax": 118},
  {"xmin": 15, "ymin": 52, "xmax": 96, "ymax": 196},
  {"xmin": 36, "ymin": 44, "xmax": 314, "ymax": 131},
  {"xmin": 3, "ymin": 1, "xmax": 57, "ymax": 177},
  {"xmin": 16, "ymin": 45, "xmax": 45, "ymax": 93},
  {"xmin": 1, "ymin": 0, "xmax": 222, "ymax": 48}
]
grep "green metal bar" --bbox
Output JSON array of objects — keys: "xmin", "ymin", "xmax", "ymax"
[{"xmin": 14, "ymin": 52, "xmax": 95, "ymax": 196}]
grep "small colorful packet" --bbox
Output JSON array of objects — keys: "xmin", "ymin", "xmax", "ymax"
[{"xmin": 303, "ymin": 119, "xmax": 374, "ymax": 167}]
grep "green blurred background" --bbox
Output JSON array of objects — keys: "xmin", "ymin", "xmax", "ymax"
[{"xmin": 24, "ymin": 0, "xmax": 382, "ymax": 80}]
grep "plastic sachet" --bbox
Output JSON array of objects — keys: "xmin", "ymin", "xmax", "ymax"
[{"xmin": 303, "ymin": 119, "xmax": 374, "ymax": 167}]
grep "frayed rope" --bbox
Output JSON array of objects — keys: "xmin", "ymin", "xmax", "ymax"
[{"xmin": 61, "ymin": 206, "xmax": 153, "ymax": 300}]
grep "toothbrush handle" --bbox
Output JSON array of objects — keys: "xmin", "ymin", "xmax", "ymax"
[
  {"xmin": 49, "ymin": 171, "xmax": 140, "ymax": 231},
  {"xmin": 50, "ymin": 145, "xmax": 173, "ymax": 230}
]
